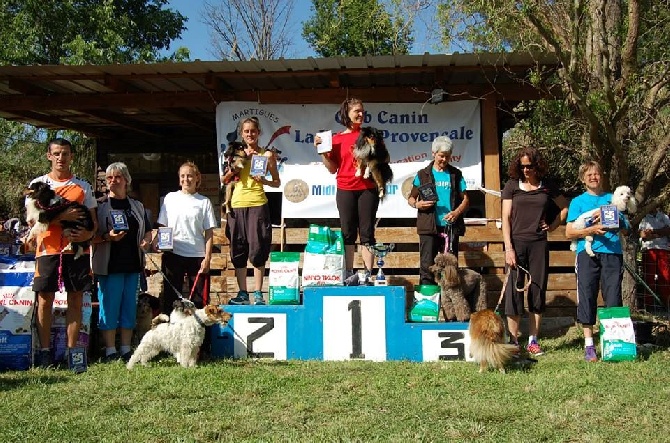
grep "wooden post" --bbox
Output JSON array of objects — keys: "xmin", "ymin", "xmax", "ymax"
[{"xmin": 481, "ymin": 97, "xmax": 501, "ymax": 220}]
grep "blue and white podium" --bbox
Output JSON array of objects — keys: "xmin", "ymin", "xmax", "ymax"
[{"xmin": 212, "ymin": 286, "xmax": 473, "ymax": 362}]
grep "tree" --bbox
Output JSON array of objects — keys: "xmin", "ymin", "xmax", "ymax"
[
  {"xmin": 202, "ymin": 0, "xmax": 295, "ymax": 60},
  {"xmin": 0, "ymin": 0, "xmax": 187, "ymax": 65},
  {"xmin": 0, "ymin": 0, "xmax": 188, "ymax": 218},
  {"xmin": 302, "ymin": 0, "xmax": 414, "ymax": 56},
  {"xmin": 439, "ymin": 0, "xmax": 670, "ymax": 307}
]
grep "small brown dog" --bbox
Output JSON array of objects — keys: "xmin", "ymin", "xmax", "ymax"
[
  {"xmin": 468, "ymin": 309, "xmax": 518, "ymax": 373},
  {"xmin": 221, "ymin": 141, "xmax": 248, "ymax": 214},
  {"xmin": 430, "ymin": 252, "xmax": 488, "ymax": 322}
]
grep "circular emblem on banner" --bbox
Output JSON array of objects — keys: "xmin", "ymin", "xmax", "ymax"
[
  {"xmin": 401, "ymin": 177, "xmax": 414, "ymax": 199},
  {"xmin": 284, "ymin": 179, "xmax": 309, "ymax": 203}
]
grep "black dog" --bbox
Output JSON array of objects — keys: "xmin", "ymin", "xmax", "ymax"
[
  {"xmin": 24, "ymin": 181, "xmax": 94, "ymax": 259},
  {"xmin": 353, "ymin": 127, "xmax": 394, "ymax": 200}
]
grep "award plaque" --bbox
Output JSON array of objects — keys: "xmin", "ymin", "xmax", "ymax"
[
  {"xmin": 417, "ymin": 183, "xmax": 438, "ymax": 202},
  {"xmin": 600, "ymin": 205, "xmax": 620, "ymax": 229},
  {"xmin": 110, "ymin": 209, "xmax": 129, "ymax": 232},
  {"xmin": 250, "ymin": 155, "xmax": 269, "ymax": 176},
  {"xmin": 157, "ymin": 226, "xmax": 174, "ymax": 250},
  {"xmin": 67, "ymin": 346, "xmax": 87, "ymax": 373}
]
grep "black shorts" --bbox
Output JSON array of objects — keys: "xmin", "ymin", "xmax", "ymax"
[{"xmin": 33, "ymin": 254, "xmax": 93, "ymax": 293}]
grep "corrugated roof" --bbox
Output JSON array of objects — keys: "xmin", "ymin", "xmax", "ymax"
[{"xmin": 0, "ymin": 53, "xmax": 558, "ymax": 140}]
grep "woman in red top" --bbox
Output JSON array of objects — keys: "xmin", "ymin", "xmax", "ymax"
[{"xmin": 315, "ymin": 98, "xmax": 378, "ymax": 277}]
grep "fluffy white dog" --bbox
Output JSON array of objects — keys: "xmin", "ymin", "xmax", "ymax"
[
  {"xmin": 571, "ymin": 185, "xmax": 637, "ymax": 256},
  {"xmin": 127, "ymin": 305, "xmax": 231, "ymax": 369}
]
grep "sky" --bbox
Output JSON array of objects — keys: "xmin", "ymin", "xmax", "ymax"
[
  {"xmin": 166, "ymin": 0, "xmax": 316, "ymax": 60},
  {"xmin": 165, "ymin": 0, "xmax": 442, "ymax": 61}
]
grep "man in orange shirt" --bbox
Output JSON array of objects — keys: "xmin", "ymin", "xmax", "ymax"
[{"xmin": 27, "ymin": 138, "xmax": 98, "ymax": 368}]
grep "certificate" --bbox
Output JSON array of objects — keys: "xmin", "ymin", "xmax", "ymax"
[
  {"xmin": 316, "ymin": 130, "xmax": 333, "ymax": 154},
  {"xmin": 250, "ymin": 155, "xmax": 269, "ymax": 176}
]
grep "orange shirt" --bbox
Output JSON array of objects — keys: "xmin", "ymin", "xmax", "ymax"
[{"xmin": 28, "ymin": 174, "xmax": 97, "ymax": 257}]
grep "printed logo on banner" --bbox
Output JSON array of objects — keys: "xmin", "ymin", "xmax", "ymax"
[{"xmin": 283, "ymin": 179, "xmax": 309, "ymax": 204}]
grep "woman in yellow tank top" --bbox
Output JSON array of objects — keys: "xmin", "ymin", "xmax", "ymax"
[{"xmin": 225, "ymin": 117, "xmax": 281, "ymax": 305}]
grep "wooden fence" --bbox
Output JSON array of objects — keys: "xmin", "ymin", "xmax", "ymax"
[{"xmin": 145, "ymin": 222, "xmax": 581, "ymax": 318}]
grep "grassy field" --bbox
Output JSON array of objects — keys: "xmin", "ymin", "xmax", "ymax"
[{"xmin": 1, "ymin": 326, "xmax": 669, "ymax": 443}]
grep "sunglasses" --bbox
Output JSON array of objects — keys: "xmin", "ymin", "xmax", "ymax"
[{"xmin": 520, "ymin": 164, "xmax": 535, "ymax": 170}]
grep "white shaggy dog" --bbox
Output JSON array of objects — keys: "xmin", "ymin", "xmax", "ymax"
[
  {"xmin": 571, "ymin": 185, "xmax": 637, "ymax": 256},
  {"xmin": 127, "ymin": 305, "xmax": 231, "ymax": 369}
]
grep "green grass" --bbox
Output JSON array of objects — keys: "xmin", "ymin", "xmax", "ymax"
[{"xmin": 1, "ymin": 329, "xmax": 669, "ymax": 443}]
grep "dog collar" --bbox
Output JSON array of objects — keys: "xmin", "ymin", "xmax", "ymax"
[{"xmin": 193, "ymin": 312, "xmax": 207, "ymax": 328}]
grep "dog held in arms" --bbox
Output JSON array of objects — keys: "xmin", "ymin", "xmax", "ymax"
[
  {"xmin": 468, "ymin": 309, "xmax": 519, "ymax": 373},
  {"xmin": 430, "ymin": 252, "xmax": 488, "ymax": 322},
  {"xmin": 24, "ymin": 181, "xmax": 95, "ymax": 259},
  {"xmin": 221, "ymin": 141, "xmax": 249, "ymax": 214},
  {"xmin": 570, "ymin": 185, "xmax": 637, "ymax": 257},
  {"xmin": 353, "ymin": 126, "xmax": 394, "ymax": 199},
  {"xmin": 127, "ymin": 303, "xmax": 231, "ymax": 369}
]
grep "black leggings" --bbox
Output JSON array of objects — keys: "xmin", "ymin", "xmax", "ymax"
[{"xmin": 336, "ymin": 188, "xmax": 380, "ymax": 245}]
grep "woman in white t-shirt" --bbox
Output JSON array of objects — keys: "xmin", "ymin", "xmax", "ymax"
[{"xmin": 157, "ymin": 161, "xmax": 218, "ymax": 315}]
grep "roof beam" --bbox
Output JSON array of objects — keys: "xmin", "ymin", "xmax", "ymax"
[
  {"xmin": 83, "ymin": 109, "xmax": 161, "ymax": 137},
  {"xmin": 3, "ymin": 110, "xmax": 112, "ymax": 137}
]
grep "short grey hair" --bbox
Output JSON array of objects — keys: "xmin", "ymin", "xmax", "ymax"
[
  {"xmin": 432, "ymin": 136, "xmax": 454, "ymax": 155},
  {"xmin": 106, "ymin": 162, "xmax": 132, "ymax": 189}
]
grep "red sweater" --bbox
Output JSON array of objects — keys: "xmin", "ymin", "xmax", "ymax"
[{"xmin": 330, "ymin": 130, "xmax": 376, "ymax": 191}]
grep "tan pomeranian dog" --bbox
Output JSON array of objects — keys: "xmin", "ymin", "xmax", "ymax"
[{"xmin": 468, "ymin": 309, "xmax": 518, "ymax": 373}]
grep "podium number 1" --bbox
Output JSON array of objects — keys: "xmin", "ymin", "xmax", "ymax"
[
  {"xmin": 322, "ymin": 295, "xmax": 386, "ymax": 361},
  {"xmin": 348, "ymin": 300, "xmax": 365, "ymax": 359}
]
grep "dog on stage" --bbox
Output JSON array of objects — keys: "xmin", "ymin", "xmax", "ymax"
[
  {"xmin": 430, "ymin": 252, "xmax": 488, "ymax": 322},
  {"xmin": 570, "ymin": 185, "xmax": 637, "ymax": 257},
  {"xmin": 24, "ymin": 181, "xmax": 95, "ymax": 260},
  {"xmin": 469, "ymin": 309, "xmax": 519, "ymax": 373},
  {"xmin": 353, "ymin": 126, "xmax": 394, "ymax": 200},
  {"xmin": 221, "ymin": 141, "xmax": 249, "ymax": 214},
  {"xmin": 127, "ymin": 304, "xmax": 231, "ymax": 369}
]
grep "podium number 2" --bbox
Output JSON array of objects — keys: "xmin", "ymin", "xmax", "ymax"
[{"xmin": 247, "ymin": 317, "xmax": 274, "ymax": 358}]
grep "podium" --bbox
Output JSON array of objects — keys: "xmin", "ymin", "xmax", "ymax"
[{"xmin": 211, "ymin": 286, "xmax": 473, "ymax": 362}]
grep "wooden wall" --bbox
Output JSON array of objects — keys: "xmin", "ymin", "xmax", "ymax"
[{"xmin": 144, "ymin": 223, "xmax": 581, "ymax": 319}]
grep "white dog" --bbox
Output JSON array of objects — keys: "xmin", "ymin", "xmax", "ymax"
[
  {"xmin": 571, "ymin": 185, "xmax": 637, "ymax": 256},
  {"xmin": 127, "ymin": 305, "xmax": 231, "ymax": 369}
]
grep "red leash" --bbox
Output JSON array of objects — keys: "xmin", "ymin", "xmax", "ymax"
[{"xmin": 188, "ymin": 272, "xmax": 209, "ymax": 305}]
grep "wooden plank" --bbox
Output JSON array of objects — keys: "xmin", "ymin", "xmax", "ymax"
[
  {"xmin": 481, "ymin": 97, "xmax": 501, "ymax": 219},
  {"xmin": 267, "ymin": 225, "xmax": 569, "ymax": 244}
]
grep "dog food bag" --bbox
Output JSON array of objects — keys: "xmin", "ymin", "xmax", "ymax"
[
  {"xmin": 269, "ymin": 252, "xmax": 301, "ymax": 305},
  {"xmin": 598, "ymin": 306, "xmax": 637, "ymax": 362},
  {"xmin": 409, "ymin": 285, "xmax": 440, "ymax": 322},
  {"xmin": 0, "ymin": 257, "xmax": 36, "ymax": 371},
  {"xmin": 49, "ymin": 290, "xmax": 92, "ymax": 363},
  {"xmin": 302, "ymin": 225, "xmax": 345, "ymax": 287}
]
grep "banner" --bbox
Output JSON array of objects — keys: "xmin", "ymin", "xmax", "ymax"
[
  {"xmin": 216, "ymin": 101, "xmax": 482, "ymax": 192},
  {"xmin": 281, "ymin": 163, "xmax": 426, "ymax": 219}
]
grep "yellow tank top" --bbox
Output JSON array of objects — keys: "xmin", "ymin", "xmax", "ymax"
[{"xmin": 231, "ymin": 149, "xmax": 269, "ymax": 208}]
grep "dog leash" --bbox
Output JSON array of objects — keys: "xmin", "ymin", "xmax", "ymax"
[
  {"xmin": 143, "ymin": 251, "xmax": 196, "ymax": 309},
  {"xmin": 440, "ymin": 223, "xmax": 454, "ymax": 255},
  {"xmin": 494, "ymin": 269, "xmax": 510, "ymax": 315},
  {"xmin": 494, "ymin": 263, "xmax": 532, "ymax": 315}
]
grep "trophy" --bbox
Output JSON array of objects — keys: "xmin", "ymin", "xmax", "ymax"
[{"xmin": 366, "ymin": 243, "xmax": 395, "ymax": 286}]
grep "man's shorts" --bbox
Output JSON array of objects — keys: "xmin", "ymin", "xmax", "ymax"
[{"xmin": 32, "ymin": 254, "xmax": 93, "ymax": 293}]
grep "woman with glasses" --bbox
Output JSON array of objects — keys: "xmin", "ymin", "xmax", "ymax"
[
  {"xmin": 501, "ymin": 147, "xmax": 568, "ymax": 357},
  {"xmin": 92, "ymin": 162, "xmax": 153, "ymax": 362}
]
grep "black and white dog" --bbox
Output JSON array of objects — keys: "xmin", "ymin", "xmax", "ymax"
[
  {"xmin": 24, "ymin": 181, "xmax": 94, "ymax": 259},
  {"xmin": 353, "ymin": 126, "xmax": 394, "ymax": 200}
]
